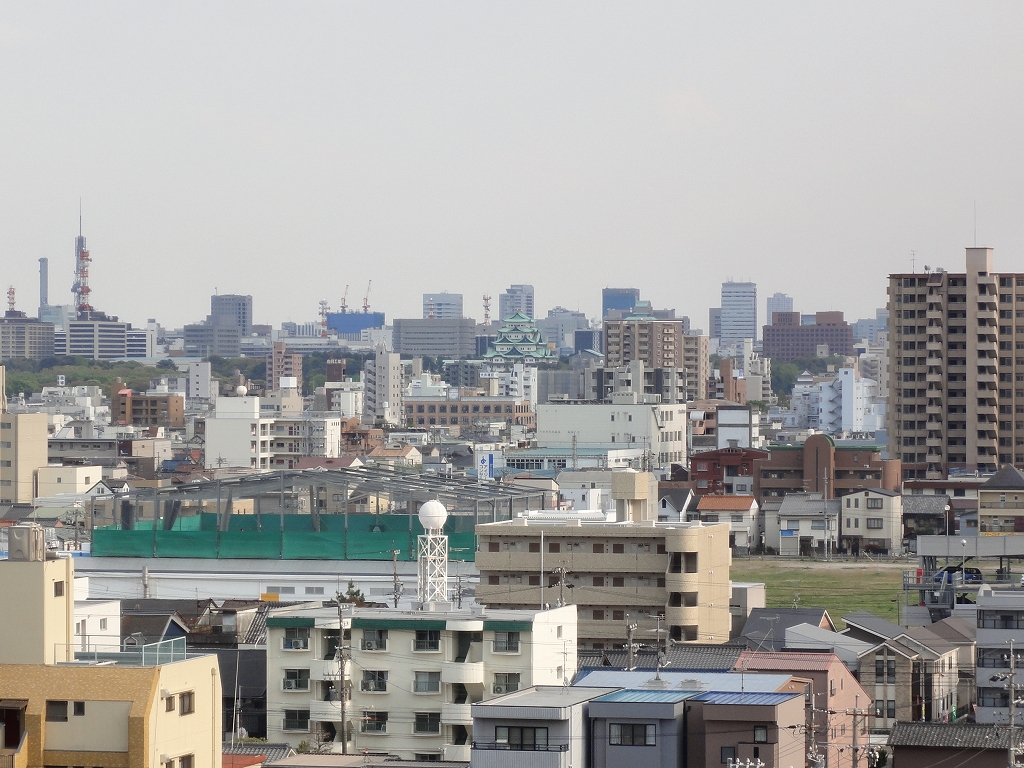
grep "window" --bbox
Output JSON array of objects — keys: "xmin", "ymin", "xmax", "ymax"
[
  {"xmin": 493, "ymin": 672, "xmax": 521, "ymax": 694},
  {"xmin": 361, "ymin": 629, "xmax": 388, "ymax": 650},
  {"xmin": 179, "ymin": 756, "xmax": 194, "ymax": 768},
  {"xmin": 54, "ymin": 581, "xmax": 64, "ymax": 598},
  {"xmin": 305, "ymin": 586, "xmax": 325, "ymax": 595},
  {"xmin": 73, "ymin": 701, "xmax": 85, "ymax": 717},
  {"xmin": 100, "ymin": 618, "xmax": 108, "ymax": 631},
  {"xmin": 45, "ymin": 700, "xmax": 68, "ymax": 722},
  {"xmin": 493, "ymin": 631, "xmax": 520, "ymax": 653},
  {"xmin": 284, "ymin": 709, "xmax": 310, "ymax": 731},
  {"xmin": 866, "ymin": 498, "xmax": 883, "ymax": 509},
  {"xmin": 887, "ymin": 700, "xmax": 896, "ymax": 719},
  {"xmin": 165, "ymin": 695, "xmax": 176, "ymax": 712},
  {"xmin": 414, "ymin": 671, "xmax": 440, "ymax": 693},
  {"xmin": 284, "ymin": 669, "xmax": 310, "ymax": 691},
  {"xmin": 179, "ymin": 691, "xmax": 195, "ymax": 715},
  {"xmin": 361, "ymin": 670, "xmax": 388, "ymax": 692},
  {"xmin": 415, "ymin": 630, "xmax": 440, "ymax": 651},
  {"xmin": 414, "ymin": 712, "xmax": 441, "ymax": 734},
  {"xmin": 283, "ymin": 627, "xmax": 310, "ymax": 650},
  {"xmin": 721, "ymin": 747, "xmax": 736, "ymax": 764},
  {"xmin": 609, "ymin": 723, "xmax": 656, "ymax": 746},
  {"xmin": 753, "ymin": 726, "xmax": 768, "ymax": 743},
  {"xmin": 548, "ymin": 542, "xmax": 560, "ymax": 553},
  {"xmin": 866, "ymin": 518, "xmax": 884, "ymax": 529},
  {"xmin": 495, "ymin": 726, "xmax": 548, "ymax": 750},
  {"xmin": 593, "ymin": 609, "xmax": 605, "ymax": 621},
  {"xmin": 362, "ymin": 711, "xmax": 388, "ymax": 733}
]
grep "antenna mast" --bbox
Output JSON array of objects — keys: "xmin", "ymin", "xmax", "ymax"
[
  {"xmin": 6, "ymin": 286, "xmax": 14, "ymax": 314},
  {"xmin": 483, "ymin": 295, "xmax": 492, "ymax": 325},
  {"xmin": 72, "ymin": 219, "xmax": 92, "ymax": 318},
  {"xmin": 319, "ymin": 300, "xmax": 330, "ymax": 337}
]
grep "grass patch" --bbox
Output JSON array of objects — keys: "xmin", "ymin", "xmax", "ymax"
[{"xmin": 730, "ymin": 559, "xmax": 906, "ymax": 626}]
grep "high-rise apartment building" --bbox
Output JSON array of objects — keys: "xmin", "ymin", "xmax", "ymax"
[
  {"xmin": 887, "ymin": 248, "xmax": 1024, "ymax": 479},
  {"xmin": 602, "ymin": 287, "xmax": 640, "ymax": 319},
  {"xmin": 422, "ymin": 292, "xmax": 464, "ymax": 319},
  {"xmin": 766, "ymin": 292, "xmax": 794, "ymax": 321},
  {"xmin": 268, "ymin": 341, "xmax": 304, "ymax": 393},
  {"xmin": 363, "ymin": 344, "xmax": 404, "ymax": 426},
  {"xmin": 0, "ymin": 405, "xmax": 47, "ymax": 504},
  {"xmin": 498, "ymin": 284, "xmax": 534, "ymax": 320},
  {"xmin": 0, "ymin": 314, "xmax": 55, "ymax": 359},
  {"xmin": 720, "ymin": 282, "xmax": 758, "ymax": 342},
  {"xmin": 211, "ymin": 294, "xmax": 253, "ymax": 336},
  {"xmin": 603, "ymin": 304, "xmax": 709, "ymax": 401}
]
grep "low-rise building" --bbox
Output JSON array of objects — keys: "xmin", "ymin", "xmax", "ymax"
[
  {"xmin": 973, "ymin": 584, "xmax": 1024, "ymax": 725},
  {"xmin": 111, "ymin": 387, "xmax": 185, "ymax": 429},
  {"xmin": 475, "ymin": 512, "xmax": 732, "ymax": 649},
  {"xmin": 0, "ymin": 526, "xmax": 222, "ymax": 768},
  {"xmin": 692, "ymin": 495, "xmax": 759, "ymax": 554},
  {"xmin": 839, "ymin": 489, "xmax": 903, "ymax": 555},
  {"xmin": 264, "ymin": 603, "xmax": 577, "ymax": 759},
  {"xmin": 763, "ymin": 493, "xmax": 840, "ymax": 557},
  {"xmin": 689, "ymin": 446, "xmax": 769, "ymax": 496}
]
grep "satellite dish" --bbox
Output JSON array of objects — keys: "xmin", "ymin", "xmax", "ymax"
[{"xmin": 418, "ymin": 500, "xmax": 448, "ymax": 531}]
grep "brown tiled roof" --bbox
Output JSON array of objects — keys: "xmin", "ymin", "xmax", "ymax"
[
  {"xmin": 697, "ymin": 495, "xmax": 756, "ymax": 511},
  {"xmin": 888, "ymin": 722, "xmax": 1011, "ymax": 749},
  {"xmin": 736, "ymin": 650, "xmax": 842, "ymax": 671}
]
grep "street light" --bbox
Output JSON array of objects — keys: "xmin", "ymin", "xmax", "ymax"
[{"xmin": 961, "ymin": 538, "xmax": 967, "ymax": 573}]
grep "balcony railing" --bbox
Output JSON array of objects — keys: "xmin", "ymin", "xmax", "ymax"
[{"xmin": 473, "ymin": 742, "xmax": 569, "ymax": 752}]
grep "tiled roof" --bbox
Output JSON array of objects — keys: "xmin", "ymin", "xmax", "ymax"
[
  {"xmin": 927, "ymin": 617, "xmax": 976, "ymax": 643},
  {"xmin": 901, "ymin": 495, "xmax": 950, "ymax": 517},
  {"xmin": 888, "ymin": 722, "xmax": 1011, "ymax": 749},
  {"xmin": 981, "ymin": 464, "xmax": 1024, "ymax": 490},
  {"xmin": 777, "ymin": 493, "xmax": 840, "ymax": 516},
  {"xmin": 736, "ymin": 650, "xmax": 841, "ymax": 672},
  {"xmin": 741, "ymin": 608, "xmax": 834, "ymax": 650},
  {"xmin": 578, "ymin": 644, "xmax": 745, "ymax": 672},
  {"xmin": 223, "ymin": 743, "xmax": 296, "ymax": 764},
  {"xmin": 697, "ymin": 496, "xmax": 757, "ymax": 511}
]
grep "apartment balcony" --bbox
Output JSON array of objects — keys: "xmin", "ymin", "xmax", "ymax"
[
  {"xmin": 441, "ymin": 703, "xmax": 474, "ymax": 724},
  {"xmin": 976, "ymin": 308, "xmax": 999, "ymax": 321},
  {"xmin": 926, "ymin": 340, "xmax": 944, "ymax": 352},
  {"xmin": 926, "ymin": 372, "xmax": 943, "ymax": 383},
  {"xmin": 475, "ymin": 552, "xmax": 667, "ymax": 574},
  {"xmin": 310, "ymin": 658, "xmax": 342, "ymax": 681},
  {"xmin": 309, "ymin": 699, "xmax": 343, "ymax": 721},
  {"xmin": 977, "ymin": 339, "xmax": 998, "ymax": 353},
  {"xmin": 976, "ymin": 371, "xmax": 998, "ymax": 384},
  {"xmin": 926, "ymin": 437, "xmax": 943, "ymax": 448},
  {"xmin": 926, "ymin": 402, "xmax": 943, "ymax": 414},
  {"xmin": 442, "ymin": 661, "xmax": 484, "ymax": 685},
  {"xmin": 472, "ymin": 743, "xmax": 569, "ymax": 768},
  {"xmin": 926, "ymin": 307, "xmax": 944, "ymax": 321},
  {"xmin": 977, "ymin": 403, "xmax": 998, "ymax": 416},
  {"xmin": 977, "ymin": 274, "xmax": 997, "ymax": 286}
]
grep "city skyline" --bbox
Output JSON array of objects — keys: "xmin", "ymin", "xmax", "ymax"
[{"xmin": 2, "ymin": 4, "xmax": 1021, "ymax": 328}]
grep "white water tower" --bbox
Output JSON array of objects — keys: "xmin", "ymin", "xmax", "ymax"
[{"xmin": 417, "ymin": 500, "xmax": 449, "ymax": 607}]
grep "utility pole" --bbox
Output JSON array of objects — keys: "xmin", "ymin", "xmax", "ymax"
[
  {"xmin": 851, "ymin": 697, "xmax": 861, "ymax": 768},
  {"xmin": 626, "ymin": 619, "xmax": 638, "ymax": 671},
  {"xmin": 334, "ymin": 592, "xmax": 352, "ymax": 754},
  {"xmin": 391, "ymin": 549, "xmax": 403, "ymax": 608}
]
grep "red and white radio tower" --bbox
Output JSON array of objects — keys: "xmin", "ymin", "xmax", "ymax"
[{"xmin": 71, "ymin": 212, "xmax": 92, "ymax": 317}]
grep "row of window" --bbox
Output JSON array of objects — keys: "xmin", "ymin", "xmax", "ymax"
[
  {"xmin": 408, "ymin": 404, "xmax": 515, "ymax": 414},
  {"xmin": 486, "ymin": 540, "xmax": 667, "ymax": 554}
]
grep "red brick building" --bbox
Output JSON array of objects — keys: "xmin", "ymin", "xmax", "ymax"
[{"xmin": 691, "ymin": 446, "xmax": 769, "ymax": 495}]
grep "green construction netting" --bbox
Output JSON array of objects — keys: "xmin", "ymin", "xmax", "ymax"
[{"xmin": 91, "ymin": 513, "xmax": 478, "ymax": 561}]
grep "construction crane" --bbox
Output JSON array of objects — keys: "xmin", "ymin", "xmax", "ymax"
[
  {"xmin": 6, "ymin": 286, "xmax": 14, "ymax": 313},
  {"xmin": 318, "ymin": 300, "xmax": 330, "ymax": 337},
  {"xmin": 340, "ymin": 285, "xmax": 349, "ymax": 314},
  {"xmin": 482, "ymin": 295, "xmax": 491, "ymax": 325},
  {"xmin": 363, "ymin": 280, "xmax": 372, "ymax": 313}
]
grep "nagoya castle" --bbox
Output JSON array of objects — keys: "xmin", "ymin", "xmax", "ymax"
[{"xmin": 483, "ymin": 310, "xmax": 556, "ymax": 362}]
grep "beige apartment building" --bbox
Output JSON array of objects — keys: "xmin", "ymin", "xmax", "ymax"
[
  {"xmin": 888, "ymin": 247, "xmax": 1024, "ymax": 479},
  {"xmin": 0, "ymin": 525, "xmax": 221, "ymax": 768},
  {"xmin": 475, "ymin": 515, "xmax": 732, "ymax": 649},
  {"xmin": 0, "ymin": 409, "xmax": 48, "ymax": 505},
  {"xmin": 603, "ymin": 312, "xmax": 709, "ymax": 401}
]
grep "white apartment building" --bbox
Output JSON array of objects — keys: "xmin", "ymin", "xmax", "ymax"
[
  {"xmin": 536, "ymin": 393, "xmax": 686, "ymax": 467},
  {"xmin": 720, "ymin": 281, "xmax": 758, "ymax": 343},
  {"xmin": 481, "ymin": 364, "xmax": 538, "ymax": 410},
  {"xmin": 770, "ymin": 368, "xmax": 884, "ymax": 435},
  {"xmin": 839, "ymin": 489, "xmax": 903, "ymax": 555},
  {"xmin": 363, "ymin": 344, "xmax": 404, "ymax": 426},
  {"xmin": 973, "ymin": 585, "xmax": 1024, "ymax": 725},
  {"xmin": 265, "ymin": 603, "xmax": 577, "ymax": 759},
  {"xmin": 177, "ymin": 360, "xmax": 218, "ymax": 402},
  {"xmin": 36, "ymin": 465, "xmax": 102, "ymax": 499},
  {"xmin": 203, "ymin": 395, "xmax": 275, "ymax": 470}
]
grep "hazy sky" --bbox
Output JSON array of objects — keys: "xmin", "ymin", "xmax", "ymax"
[{"xmin": 2, "ymin": 3, "xmax": 1023, "ymax": 331}]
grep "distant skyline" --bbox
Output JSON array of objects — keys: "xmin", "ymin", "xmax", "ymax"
[{"xmin": 2, "ymin": 3, "xmax": 1022, "ymax": 330}]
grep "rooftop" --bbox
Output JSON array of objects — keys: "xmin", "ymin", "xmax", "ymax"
[
  {"xmin": 595, "ymin": 689, "xmax": 695, "ymax": 703},
  {"xmin": 735, "ymin": 650, "xmax": 843, "ymax": 672},
  {"xmin": 981, "ymin": 464, "xmax": 1024, "ymax": 491},
  {"xmin": 476, "ymin": 685, "xmax": 619, "ymax": 709},
  {"xmin": 697, "ymin": 496, "xmax": 757, "ymax": 511},
  {"xmin": 574, "ymin": 670, "xmax": 792, "ymax": 693},
  {"xmin": 693, "ymin": 691, "xmax": 801, "ymax": 706},
  {"xmin": 888, "ymin": 721, "xmax": 1012, "ymax": 749},
  {"xmin": 842, "ymin": 611, "xmax": 904, "ymax": 640}
]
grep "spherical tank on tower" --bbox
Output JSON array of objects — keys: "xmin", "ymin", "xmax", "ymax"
[{"xmin": 418, "ymin": 500, "xmax": 448, "ymax": 531}]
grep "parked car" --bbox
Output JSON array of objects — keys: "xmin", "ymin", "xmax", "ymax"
[{"xmin": 933, "ymin": 565, "xmax": 983, "ymax": 584}]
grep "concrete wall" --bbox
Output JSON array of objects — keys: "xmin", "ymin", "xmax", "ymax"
[{"xmin": 0, "ymin": 557, "xmax": 74, "ymax": 665}]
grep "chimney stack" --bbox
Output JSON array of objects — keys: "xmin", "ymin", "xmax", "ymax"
[{"xmin": 38, "ymin": 257, "xmax": 48, "ymax": 308}]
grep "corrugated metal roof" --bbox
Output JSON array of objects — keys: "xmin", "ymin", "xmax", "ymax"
[
  {"xmin": 694, "ymin": 692, "xmax": 800, "ymax": 706},
  {"xmin": 736, "ymin": 650, "xmax": 841, "ymax": 671},
  {"xmin": 596, "ymin": 689, "xmax": 698, "ymax": 703},
  {"xmin": 574, "ymin": 670, "xmax": 791, "ymax": 693}
]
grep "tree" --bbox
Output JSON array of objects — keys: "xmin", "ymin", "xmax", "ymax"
[{"xmin": 340, "ymin": 580, "xmax": 366, "ymax": 606}]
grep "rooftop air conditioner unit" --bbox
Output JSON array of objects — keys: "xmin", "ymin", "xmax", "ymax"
[
  {"xmin": 362, "ymin": 640, "xmax": 379, "ymax": 651},
  {"xmin": 8, "ymin": 524, "xmax": 45, "ymax": 562},
  {"xmin": 493, "ymin": 685, "xmax": 505, "ymax": 694}
]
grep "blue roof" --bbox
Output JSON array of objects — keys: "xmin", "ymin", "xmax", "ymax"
[
  {"xmin": 693, "ymin": 692, "xmax": 800, "ymax": 706},
  {"xmin": 596, "ymin": 689, "xmax": 698, "ymax": 703},
  {"xmin": 574, "ymin": 670, "xmax": 790, "ymax": 693}
]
